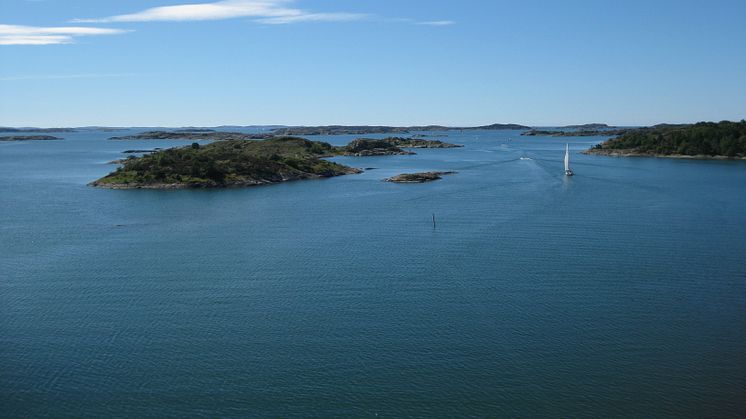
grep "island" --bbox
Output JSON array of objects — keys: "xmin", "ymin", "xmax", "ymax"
[
  {"xmin": 109, "ymin": 131, "xmax": 274, "ymax": 141},
  {"xmin": 522, "ymin": 129, "xmax": 630, "ymax": 137},
  {"xmin": 384, "ymin": 171, "xmax": 456, "ymax": 183},
  {"xmin": 0, "ymin": 135, "xmax": 62, "ymax": 141},
  {"xmin": 0, "ymin": 127, "xmax": 75, "ymax": 133},
  {"xmin": 342, "ymin": 139, "xmax": 415, "ymax": 156},
  {"xmin": 270, "ymin": 123, "xmax": 531, "ymax": 136},
  {"xmin": 563, "ymin": 123, "xmax": 617, "ymax": 129},
  {"xmin": 341, "ymin": 137, "xmax": 462, "ymax": 156},
  {"xmin": 91, "ymin": 137, "xmax": 361, "ymax": 189},
  {"xmin": 584, "ymin": 120, "xmax": 746, "ymax": 159}
]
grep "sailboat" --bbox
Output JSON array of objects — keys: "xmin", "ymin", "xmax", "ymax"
[{"xmin": 564, "ymin": 144, "xmax": 574, "ymax": 176}]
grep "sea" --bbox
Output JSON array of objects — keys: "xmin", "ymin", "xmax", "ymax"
[{"xmin": 2, "ymin": 128, "xmax": 745, "ymax": 417}]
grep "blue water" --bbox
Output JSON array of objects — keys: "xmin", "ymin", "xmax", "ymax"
[{"xmin": 2, "ymin": 129, "xmax": 746, "ymax": 416}]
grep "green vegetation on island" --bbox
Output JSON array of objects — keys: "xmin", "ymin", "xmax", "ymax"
[
  {"xmin": 385, "ymin": 171, "xmax": 457, "ymax": 183},
  {"xmin": 92, "ymin": 134, "xmax": 465, "ymax": 189},
  {"xmin": 585, "ymin": 120, "xmax": 746, "ymax": 158},
  {"xmin": 342, "ymin": 139, "xmax": 415, "ymax": 156},
  {"xmin": 341, "ymin": 137, "xmax": 462, "ymax": 156},
  {"xmin": 91, "ymin": 137, "xmax": 361, "ymax": 189},
  {"xmin": 0, "ymin": 135, "xmax": 62, "ymax": 141}
]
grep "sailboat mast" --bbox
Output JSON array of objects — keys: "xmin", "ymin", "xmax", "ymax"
[{"xmin": 564, "ymin": 144, "xmax": 570, "ymax": 171}]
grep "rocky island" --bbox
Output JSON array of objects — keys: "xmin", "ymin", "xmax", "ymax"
[
  {"xmin": 92, "ymin": 134, "xmax": 465, "ymax": 189},
  {"xmin": 91, "ymin": 137, "xmax": 361, "ymax": 189},
  {"xmin": 385, "ymin": 171, "xmax": 457, "ymax": 183},
  {"xmin": 342, "ymin": 139, "xmax": 416, "ymax": 156},
  {"xmin": 341, "ymin": 137, "xmax": 462, "ymax": 156},
  {"xmin": 584, "ymin": 120, "xmax": 746, "ymax": 159},
  {"xmin": 0, "ymin": 135, "xmax": 62, "ymax": 141},
  {"xmin": 110, "ymin": 130, "xmax": 274, "ymax": 141}
]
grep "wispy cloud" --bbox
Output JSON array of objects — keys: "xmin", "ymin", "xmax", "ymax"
[
  {"xmin": 72, "ymin": 0, "xmax": 350, "ymax": 24},
  {"xmin": 0, "ymin": 24, "xmax": 128, "ymax": 45},
  {"xmin": 0, "ymin": 73, "xmax": 141, "ymax": 81},
  {"xmin": 71, "ymin": 0, "xmax": 445, "ymax": 26},
  {"xmin": 416, "ymin": 20, "xmax": 455, "ymax": 26},
  {"xmin": 256, "ymin": 12, "xmax": 368, "ymax": 25}
]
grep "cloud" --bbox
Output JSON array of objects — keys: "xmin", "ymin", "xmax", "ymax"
[
  {"xmin": 416, "ymin": 20, "xmax": 455, "ymax": 26},
  {"xmin": 256, "ymin": 12, "xmax": 368, "ymax": 25},
  {"xmin": 0, "ymin": 24, "xmax": 128, "ymax": 45},
  {"xmin": 74, "ymin": 0, "xmax": 312, "ymax": 23},
  {"xmin": 64, "ymin": 0, "xmax": 453, "ymax": 32},
  {"xmin": 73, "ymin": 0, "xmax": 385, "ymax": 25}
]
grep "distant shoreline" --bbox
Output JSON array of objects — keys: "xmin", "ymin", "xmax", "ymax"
[
  {"xmin": 0, "ymin": 135, "xmax": 62, "ymax": 141},
  {"xmin": 583, "ymin": 149, "xmax": 746, "ymax": 160}
]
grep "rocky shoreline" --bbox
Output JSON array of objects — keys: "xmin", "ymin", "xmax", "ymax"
[
  {"xmin": 583, "ymin": 149, "xmax": 746, "ymax": 160},
  {"xmin": 340, "ymin": 137, "xmax": 462, "ymax": 156},
  {"xmin": 91, "ymin": 137, "xmax": 362, "ymax": 189},
  {"xmin": 385, "ymin": 171, "xmax": 457, "ymax": 183},
  {"xmin": 584, "ymin": 121, "xmax": 746, "ymax": 159},
  {"xmin": 90, "ymin": 169, "xmax": 362, "ymax": 189}
]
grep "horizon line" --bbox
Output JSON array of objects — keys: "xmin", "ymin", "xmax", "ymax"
[{"xmin": 3, "ymin": 120, "xmax": 744, "ymax": 129}]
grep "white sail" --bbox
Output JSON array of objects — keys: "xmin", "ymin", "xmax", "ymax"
[{"xmin": 564, "ymin": 144, "xmax": 570, "ymax": 171}]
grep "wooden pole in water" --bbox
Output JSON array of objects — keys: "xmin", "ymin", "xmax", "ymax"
[{"xmin": 432, "ymin": 213, "xmax": 436, "ymax": 229}]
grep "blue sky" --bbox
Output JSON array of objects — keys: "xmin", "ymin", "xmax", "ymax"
[{"xmin": 0, "ymin": 0, "xmax": 744, "ymax": 127}]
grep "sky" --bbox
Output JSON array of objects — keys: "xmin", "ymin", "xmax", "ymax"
[{"xmin": 0, "ymin": 0, "xmax": 744, "ymax": 127}]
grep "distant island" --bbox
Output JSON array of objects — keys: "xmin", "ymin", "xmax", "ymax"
[
  {"xmin": 0, "ymin": 127, "xmax": 75, "ymax": 133},
  {"xmin": 522, "ymin": 129, "xmax": 630, "ymax": 137},
  {"xmin": 584, "ymin": 120, "xmax": 746, "ymax": 159},
  {"xmin": 385, "ymin": 171, "xmax": 457, "ymax": 183},
  {"xmin": 270, "ymin": 123, "xmax": 531, "ymax": 136},
  {"xmin": 0, "ymin": 135, "xmax": 62, "ymax": 141},
  {"xmin": 110, "ymin": 131, "xmax": 274, "ymax": 141},
  {"xmin": 563, "ymin": 123, "xmax": 616, "ymax": 129}
]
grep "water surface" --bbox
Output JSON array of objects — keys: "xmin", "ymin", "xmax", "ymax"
[{"xmin": 2, "ymin": 129, "xmax": 745, "ymax": 416}]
